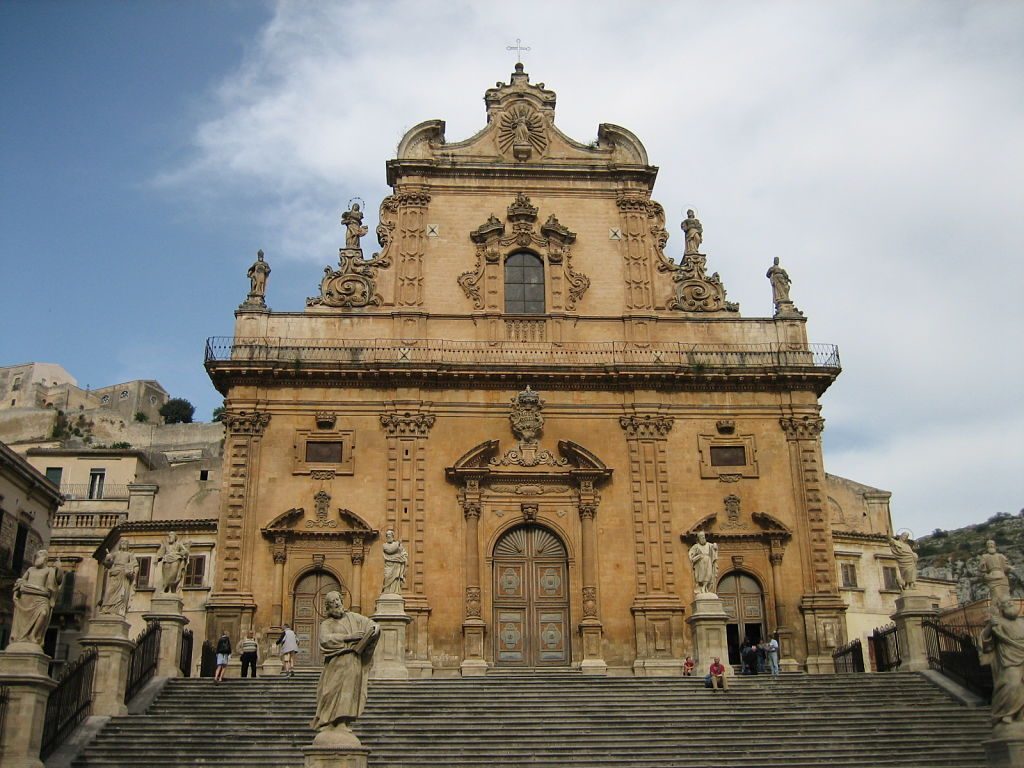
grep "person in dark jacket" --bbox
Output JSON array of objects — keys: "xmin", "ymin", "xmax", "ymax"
[{"xmin": 215, "ymin": 631, "xmax": 231, "ymax": 682}]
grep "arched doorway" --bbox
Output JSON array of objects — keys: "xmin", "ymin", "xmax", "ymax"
[
  {"xmin": 492, "ymin": 524, "xmax": 569, "ymax": 667},
  {"xmin": 717, "ymin": 572, "xmax": 766, "ymax": 666},
  {"xmin": 292, "ymin": 569, "xmax": 343, "ymax": 666}
]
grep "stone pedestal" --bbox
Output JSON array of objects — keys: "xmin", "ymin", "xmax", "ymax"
[
  {"xmin": 985, "ymin": 723, "xmax": 1024, "ymax": 768},
  {"xmin": 371, "ymin": 593, "xmax": 411, "ymax": 680},
  {"xmin": 891, "ymin": 591, "xmax": 938, "ymax": 673},
  {"xmin": 303, "ymin": 724, "xmax": 370, "ymax": 768},
  {"xmin": 460, "ymin": 617, "xmax": 488, "ymax": 677},
  {"xmin": 0, "ymin": 643, "xmax": 57, "ymax": 768},
  {"xmin": 687, "ymin": 594, "xmax": 731, "ymax": 675},
  {"xmin": 142, "ymin": 595, "xmax": 189, "ymax": 679},
  {"xmin": 579, "ymin": 618, "xmax": 607, "ymax": 676},
  {"xmin": 80, "ymin": 615, "xmax": 135, "ymax": 716}
]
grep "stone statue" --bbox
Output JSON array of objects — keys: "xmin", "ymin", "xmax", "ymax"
[
  {"xmin": 513, "ymin": 114, "xmax": 531, "ymax": 145},
  {"xmin": 311, "ymin": 590, "xmax": 380, "ymax": 731},
  {"xmin": 982, "ymin": 599, "xmax": 1024, "ymax": 725},
  {"xmin": 341, "ymin": 203, "xmax": 368, "ymax": 251},
  {"xmin": 681, "ymin": 209, "xmax": 703, "ymax": 255},
  {"xmin": 380, "ymin": 529, "xmax": 408, "ymax": 595},
  {"xmin": 766, "ymin": 257, "xmax": 792, "ymax": 305},
  {"xmin": 98, "ymin": 538, "xmax": 139, "ymax": 617},
  {"xmin": 10, "ymin": 549, "xmax": 64, "ymax": 648},
  {"xmin": 247, "ymin": 249, "xmax": 271, "ymax": 299},
  {"xmin": 981, "ymin": 539, "xmax": 1016, "ymax": 604},
  {"xmin": 688, "ymin": 532, "xmax": 719, "ymax": 595},
  {"xmin": 888, "ymin": 532, "xmax": 918, "ymax": 591},
  {"xmin": 156, "ymin": 532, "xmax": 190, "ymax": 594}
]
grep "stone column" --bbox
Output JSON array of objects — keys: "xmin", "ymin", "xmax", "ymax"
[
  {"xmin": 0, "ymin": 643, "xmax": 58, "ymax": 768},
  {"xmin": 349, "ymin": 536, "xmax": 365, "ymax": 615},
  {"xmin": 687, "ymin": 595, "xmax": 732, "ymax": 676},
  {"xmin": 890, "ymin": 591, "xmax": 938, "ymax": 673},
  {"xmin": 80, "ymin": 615, "xmax": 135, "ymax": 717},
  {"xmin": 271, "ymin": 536, "xmax": 286, "ymax": 627},
  {"xmin": 371, "ymin": 593, "xmax": 411, "ymax": 680},
  {"xmin": 768, "ymin": 540, "xmax": 798, "ymax": 672},
  {"xmin": 142, "ymin": 594, "xmax": 189, "ymax": 679},
  {"xmin": 578, "ymin": 494, "xmax": 607, "ymax": 675},
  {"xmin": 460, "ymin": 481, "xmax": 487, "ymax": 676}
]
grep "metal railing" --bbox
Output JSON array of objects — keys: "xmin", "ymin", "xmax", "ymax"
[
  {"xmin": 124, "ymin": 622, "xmax": 161, "ymax": 703},
  {"xmin": 40, "ymin": 647, "xmax": 97, "ymax": 760},
  {"xmin": 871, "ymin": 623, "xmax": 902, "ymax": 672},
  {"xmin": 832, "ymin": 638, "xmax": 866, "ymax": 673},
  {"xmin": 59, "ymin": 484, "xmax": 130, "ymax": 500},
  {"xmin": 179, "ymin": 629, "xmax": 193, "ymax": 678},
  {"xmin": 924, "ymin": 619, "xmax": 992, "ymax": 701},
  {"xmin": 205, "ymin": 336, "xmax": 841, "ymax": 372},
  {"xmin": 0, "ymin": 685, "xmax": 8, "ymax": 742},
  {"xmin": 200, "ymin": 640, "xmax": 216, "ymax": 678}
]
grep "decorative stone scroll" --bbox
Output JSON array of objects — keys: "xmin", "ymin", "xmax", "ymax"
[
  {"xmin": 307, "ymin": 199, "xmax": 395, "ymax": 309},
  {"xmin": 649, "ymin": 205, "xmax": 738, "ymax": 313}
]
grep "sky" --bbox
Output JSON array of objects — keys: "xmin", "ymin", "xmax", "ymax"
[{"xmin": 1, "ymin": 1, "xmax": 1021, "ymax": 536}]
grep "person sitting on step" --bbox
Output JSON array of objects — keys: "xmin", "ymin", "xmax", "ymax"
[{"xmin": 709, "ymin": 657, "xmax": 728, "ymax": 691}]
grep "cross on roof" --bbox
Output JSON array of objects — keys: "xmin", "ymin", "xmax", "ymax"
[{"xmin": 506, "ymin": 38, "xmax": 530, "ymax": 63}]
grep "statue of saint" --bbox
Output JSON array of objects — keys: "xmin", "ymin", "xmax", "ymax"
[
  {"xmin": 681, "ymin": 209, "xmax": 703, "ymax": 255},
  {"xmin": 982, "ymin": 599, "xmax": 1024, "ymax": 725},
  {"xmin": 341, "ymin": 203, "xmax": 369, "ymax": 251},
  {"xmin": 380, "ymin": 529, "xmax": 408, "ymax": 595},
  {"xmin": 310, "ymin": 590, "xmax": 380, "ymax": 731},
  {"xmin": 247, "ymin": 249, "xmax": 271, "ymax": 298},
  {"xmin": 513, "ymin": 115, "xmax": 531, "ymax": 145},
  {"xmin": 156, "ymin": 532, "xmax": 190, "ymax": 594},
  {"xmin": 10, "ymin": 549, "xmax": 64, "ymax": 648},
  {"xmin": 688, "ymin": 532, "xmax": 719, "ymax": 595},
  {"xmin": 766, "ymin": 257, "xmax": 792, "ymax": 306},
  {"xmin": 888, "ymin": 532, "xmax": 918, "ymax": 591},
  {"xmin": 98, "ymin": 538, "xmax": 139, "ymax": 617},
  {"xmin": 981, "ymin": 539, "xmax": 1016, "ymax": 604}
]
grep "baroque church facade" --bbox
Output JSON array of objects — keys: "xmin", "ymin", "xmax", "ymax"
[{"xmin": 204, "ymin": 64, "xmax": 848, "ymax": 675}]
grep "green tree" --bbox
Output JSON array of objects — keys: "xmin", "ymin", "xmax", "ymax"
[
  {"xmin": 212, "ymin": 405, "xmax": 225, "ymax": 422},
  {"xmin": 160, "ymin": 398, "xmax": 195, "ymax": 424}
]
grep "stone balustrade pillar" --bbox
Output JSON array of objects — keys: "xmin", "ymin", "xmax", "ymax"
[
  {"xmin": 890, "ymin": 590, "xmax": 938, "ymax": 673},
  {"xmin": 0, "ymin": 643, "xmax": 58, "ymax": 768},
  {"xmin": 142, "ymin": 594, "xmax": 189, "ymax": 678},
  {"xmin": 80, "ymin": 615, "xmax": 135, "ymax": 717}
]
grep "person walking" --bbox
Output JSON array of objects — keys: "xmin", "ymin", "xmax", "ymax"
[
  {"xmin": 277, "ymin": 623, "xmax": 299, "ymax": 677},
  {"xmin": 709, "ymin": 657, "xmax": 728, "ymax": 692},
  {"xmin": 214, "ymin": 631, "xmax": 231, "ymax": 682},
  {"xmin": 239, "ymin": 631, "xmax": 259, "ymax": 678}
]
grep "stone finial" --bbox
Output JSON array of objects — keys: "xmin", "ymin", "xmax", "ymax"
[{"xmin": 767, "ymin": 257, "xmax": 803, "ymax": 318}]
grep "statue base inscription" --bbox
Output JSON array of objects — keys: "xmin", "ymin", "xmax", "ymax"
[
  {"xmin": 371, "ymin": 593, "xmax": 411, "ymax": 680},
  {"xmin": 687, "ymin": 594, "xmax": 731, "ymax": 676},
  {"xmin": 303, "ymin": 724, "xmax": 370, "ymax": 768}
]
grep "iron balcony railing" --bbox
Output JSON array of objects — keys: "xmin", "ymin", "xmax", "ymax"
[
  {"xmin": 40, "ymin": 647, "xmax": 97, "ymax": 760},
  {"xmin": 124, "ymin": 622, "xmax": 161, "ymax": 703},
  {"xmin": 205, "ymin": 336, "xmax": 841, "ymax": 372},
  {"xmin": 59, "ymin": 484, "xmax": 130, "ymax": 501},
  {"xmin": 832, "ymin": 638, "xmax": 866, "ymax": 673},
  {"xmin": 924, "ymin": 619, "xmax": 992, "ymax": 701}
]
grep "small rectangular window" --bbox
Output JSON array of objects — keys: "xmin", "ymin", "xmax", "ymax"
[
  {"xmin": 710, "ymin": 446, "xmax": 746, "ymax": 466},
  {"xmin": 88, "ymin": 469, "xmax": 106, "ymax": 500},
  {"xmin": 183, "ymin": 555, "xmax": 206, "ymax": 588},
  {"xmin": 136, "ymin": 557, "xmax": 152, "ymax": 589},
  {"xmin": 840, "ymin": 562, "xmax": 858, "ymax": 588},
  {"xmin": 305, "ymin": 441, "xmax": 343, "ymax": 464},
  {"xmin": 45, "ymin": 467, "xmax": 63, "ymax": 486},
  {"xmin": 199, "ymin": 469, "xmax": 210, "ymax": 482},
  {"xmin": 882, "ymin": 566, "xmax": 899, "ymax": 591}
]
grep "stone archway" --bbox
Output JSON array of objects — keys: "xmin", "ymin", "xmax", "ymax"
[{"xmin": 718, "ymin": 571, "xmax": 767, "ymax": 666}]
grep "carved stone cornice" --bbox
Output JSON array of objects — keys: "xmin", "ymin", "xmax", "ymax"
[
  {"xmin": 224, "ymin": 411, "xmax": 271, "ymax": 436},
  {"xmin": 779, "ymin": 416, "xmax": 825, "ymax": 441},
  {"xmin": 395, "ymin": 191, "xmax": 432, "ymax": 207},
  {"xmin": 380, "ymin": 412, "xmax": 436, "ymax": 437},
  {"xmin": 619, "ymin": 415, "xmax": 674, "ymax": 439},
  {"xmin": 615, "ymin": 194, "xmax": 651, "ymax": 213}
]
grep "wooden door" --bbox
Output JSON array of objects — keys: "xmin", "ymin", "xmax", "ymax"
[
  {"xmin": 718, "ymin": 572, "xmax": 766, "ymax": 665},
  {"xmin": 292, "ymin": 569, "xmax": 342, "ymax": 667},
  {"xmin": 493, "ymin": 525, "xmax": 569, "ymax": 667}
]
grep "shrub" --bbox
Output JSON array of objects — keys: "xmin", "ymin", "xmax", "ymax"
[
  {"xmin": 134, "ymin": 411, "xmax": 149, "ymax": 423},
  {"xmin": 160, "ymin": 398, "xmax": 195, "ymax": 424}
]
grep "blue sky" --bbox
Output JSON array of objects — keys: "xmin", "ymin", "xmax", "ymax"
[{"xmin": 2, "ymin": 1, "xmax": 1022, "ymax": 535}]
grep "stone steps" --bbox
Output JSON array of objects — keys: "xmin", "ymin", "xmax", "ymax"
[{"xmin": 70, "ymin": 672, "xmax": 991, "ymax": 768}]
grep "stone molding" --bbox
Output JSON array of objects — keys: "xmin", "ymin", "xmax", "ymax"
[
  {"xmin": 780, "ymin": 415, "xmax": 825, "ymax": 441},
  {"xmin": 379, "ymin": 412, "xmax": 436, "ymax": 437},
  {"xmin": 223, "ymin": 410, "xmax": 271, "ymax": 435},
  {"xmin": 619, "ymin": 415, "xmax": 674, "ymax": 439}
]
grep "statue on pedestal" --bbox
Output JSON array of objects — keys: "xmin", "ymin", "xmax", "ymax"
[
  {"xmin": 982, "ymin": 539, "xmax": 1016, "ymax": 604},
  {"xmin": 10, "ymin": 549, "xmax": 64, "ymax": 647},
  {"xmin": 245, "ymin": 249, "xmax": 271, "ymax": 305},
  {"xmin": 341, "ymin": 203, "xmax": 368, "ymax": 251},
  {"xmin": 156, "ymin": 532, "xmax": 190, "ymax": 594},
  {"xmin": 681, "ymin": 209, "xmax": 703, "ymax": 255},
  {"xmin": 766, "ymin": 257, "xmax": 791, "ymax": 304},
  {"xmin": 311, "ymin": 591, "xmax": 380, "ymax": 731},
  {"xmin": 689, "ymin": 532, "xmax": 719, "ymax": 596},
  {"xmin": 98, "ymin": 539, "xmax": 139, "ymax": 617},
  {"xmin": 982, "ymin": 599, "xmax": 1024, "ymax": 725},
  {"xmin": 888, "ymin": 531, "xmax": 918, "ymax": 591},
  {"xmin": 381, "ymin": 529, "xmax": 408, "ymax": 595}
]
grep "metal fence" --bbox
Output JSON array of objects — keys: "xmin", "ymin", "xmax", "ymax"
[
  {"xmin": 870, "ymin": 623, "xmax": 902, "ymax": 672},
  {"xmin": 924, "ymin": 619, "xmax": 992, "ymax": 701},
  {"xmin": 40, "ymin": 647, "xmax": 97, "ymax": 760},
  {"xmin": 179, "ymin": 629, "xmax": 193, "ymax": 678},
  {"xmin": 200, "ymin": 640, "xmax": 216, "ymax": 678},
  {"xmin": 124, "ymin": 622, "xmax": 161, "ymax": 703},
  {"xmin": 832, "ymin": 638, "xmax": 866, "ymax": 673}
]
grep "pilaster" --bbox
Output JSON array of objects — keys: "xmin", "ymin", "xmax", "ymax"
[
  {"xmin": 459, "ymin": 483, "xmax": 487, "ymax": 676},
  {"xmin": 577, "ymin": 491, "xmax": 606, "ymax": 675},
  {"xmin": 616, "ymin": 194, "xmax": 655, "ymax": 310},
  {"xmin": 394, "ymin": 190, "xmax": 431, "ymax": 307}
]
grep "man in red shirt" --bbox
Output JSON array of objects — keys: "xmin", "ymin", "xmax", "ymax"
[{"xmin": 709, "ymin": 656, "xmax": 728, "ymax": 691}]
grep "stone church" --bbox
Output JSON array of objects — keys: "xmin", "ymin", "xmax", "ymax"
[{"xmin": 204, "ymin": 64, "xmax": 849, "ymax": 676}]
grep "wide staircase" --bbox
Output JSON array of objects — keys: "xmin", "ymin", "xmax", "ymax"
[{"xmin": 71, "ymin": 672, "xmax": 989, "ymax": 768}]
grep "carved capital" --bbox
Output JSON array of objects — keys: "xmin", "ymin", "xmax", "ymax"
[
  {"xmin": 463, "ymin": 501, "xmax": 481, "ymax": 520},
  {"xmin": 615, "ymin": 194, "xmax": 650, "ymax": 213},
  {"xmin": 395, "ymin": 191, "xmax": 432, "ymax": 207},
  {"xmin": 224, "ymin": 410, "xmax": 271, "ymax": 436},
  {"xmin": 380, "ymin": 412, "xmax": 436, "ymax": 437},
  {"xmin": 779, "ymin": 416, "xmax": 825, "ymax": 441},
  {"xmin": 272, "ymin": 535, "xmax": 287, "ymax": 565},
  {"xmin": 579, "ymin": 504, "xmax": 597, "ymax": 521},
  {"xmin": 465, "ymin": 586, "xmax": 482, "ymax": 618},
  {"xmin": 619, "ymin": 415, "xmax": 674, "ymax": 439}
]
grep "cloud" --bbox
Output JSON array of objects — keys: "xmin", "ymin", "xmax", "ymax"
[{"xmin": 159, "ymin": 0, "xmax": 1024, "ymax": 535}]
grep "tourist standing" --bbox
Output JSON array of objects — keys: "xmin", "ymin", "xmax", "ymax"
[
  {"xmin": 709, "ymin": 657, "xmax": 728, "ymax": 691},
  {"xmin": 214, "ymin": 631, "xmax": 231, "ymax": 682},
  {"xmin": 240, "ymin": 631, "xmax": 259, "ymax": 678},
  {"xmin": 767, "ymin": 633, "xmax": 781, "ymax": 676},
  {"xmin": 278, "ymin": 623, "xmax": 299, "ymax": 677}
]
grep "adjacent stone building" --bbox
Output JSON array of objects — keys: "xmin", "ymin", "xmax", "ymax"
[{"xmin": 203, "ymin": 65, "xmax": 858, "ymax": 676}]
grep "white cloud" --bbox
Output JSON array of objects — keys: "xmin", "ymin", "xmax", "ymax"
[{"xmin": 161, "ymin": 0, "xmax": 1024, "ymax": 535}]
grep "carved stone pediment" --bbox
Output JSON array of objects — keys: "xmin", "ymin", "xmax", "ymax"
[{"xmin": 262, "ymin": 500, "xmax": 377, "ymax": 542}]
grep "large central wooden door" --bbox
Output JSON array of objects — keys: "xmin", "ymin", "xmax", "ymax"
[
  {"xmin": 493, "ymin": 525, "xmax": 570, "ymax": 667},
  {"xmin": 292, "ymin": 569, "xmax": 342, "ymax": 667},
  {"xmin": 718, "ymin": 572, "xmax": 766, "ymax": 665}
]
